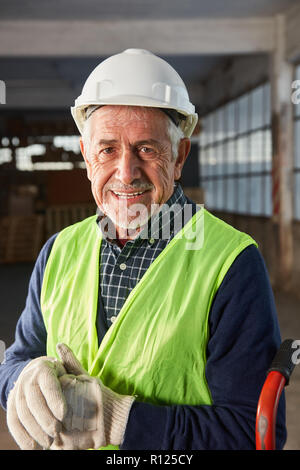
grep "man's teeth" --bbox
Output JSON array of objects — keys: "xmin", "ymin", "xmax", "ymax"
[{"xmin": 113, "ymin": 191, "xmax": 145, "ymax": 198}]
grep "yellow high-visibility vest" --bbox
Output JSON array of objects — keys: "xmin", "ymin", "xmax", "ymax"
[{"xmin": 41, "ymin": 208, "xmax": 256, "ymax": 448}]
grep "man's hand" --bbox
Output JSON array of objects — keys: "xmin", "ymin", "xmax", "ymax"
[
  {"xmin": 7, "ymin": 355, "xmax": 67, "ymax": 449},
  {"xmin": 50, "ymin": 343, "xmax": 135, "ymax": 450}
]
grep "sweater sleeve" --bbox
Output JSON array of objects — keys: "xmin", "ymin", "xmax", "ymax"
[
  {"xmin": 0, "ymin": 233, "xmax": 58, "ymax": 410},
  {"xmin": 121, "ymin": 244, "xmax": 287, "ymax": 450}
]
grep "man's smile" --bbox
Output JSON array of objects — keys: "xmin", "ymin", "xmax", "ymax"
[{"xmin": 110, "ymin": 189, "xmax": 151, "ymax": 201}]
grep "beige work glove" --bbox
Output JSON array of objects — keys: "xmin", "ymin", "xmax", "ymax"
[
  {"xmin": 50, "ymin": 343, "xmax": 135, "ymax": 450},
  {"xmin": 6, "ymin": 355, "xmax": 68, "ymax": 450}
]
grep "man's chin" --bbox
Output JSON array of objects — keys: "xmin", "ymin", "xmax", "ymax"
[
  {"xmin": 114, "ymin": 215, "xmax": 150, "ymax": 232},
  {"xmin": 99, "ymin": 198, "xmax": 164, "ymax": 238},
  {"xmin": 98, "ymin": 209, "xmax": 149, "ymax": 238}
]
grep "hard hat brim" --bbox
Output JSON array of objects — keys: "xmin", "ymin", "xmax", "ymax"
[{"xmin": 71, "ymin": 98, "xmax": 198, "ymax": 138}]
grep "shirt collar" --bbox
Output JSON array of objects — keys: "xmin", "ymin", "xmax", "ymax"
[{"xmin": 137, "ymin": 182, "xmax": 187, "ymax": 242}]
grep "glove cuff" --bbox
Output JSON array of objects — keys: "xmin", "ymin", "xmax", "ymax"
[{"xmin": 102, "ymin": 386, "xmax": 135, "ymax": 446}]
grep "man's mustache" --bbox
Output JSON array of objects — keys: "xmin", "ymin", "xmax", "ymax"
[{"xmin": 107, "ymin": 182, "xmax": 154, "ymax": 192}]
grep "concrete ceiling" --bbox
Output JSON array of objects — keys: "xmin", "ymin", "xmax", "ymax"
[
  {"xmin": 1, "ymin": 0, "xmax": 297, "ymax": 20},
  {"xmin": 0, "ymin": 0, "xmax": 298, "ymax": 117},
  {"xmin": 0, "ymin": 55, "xmax": 224, "ymax": 110}
]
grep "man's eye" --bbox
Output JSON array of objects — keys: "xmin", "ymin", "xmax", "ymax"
[
  {"xmin": 140, "ymin": 147, "xmax": 153, "ymax": 154},
  {"xmin": 102, "ymin": 147, "xmax": 114, "ymax": 155}
]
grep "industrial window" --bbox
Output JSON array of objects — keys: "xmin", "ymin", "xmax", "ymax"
[
  {"xmin": 0, "ymin": 135, "xmax": 82, "ymax": 171},
  {"xmin": 198, "ymin": 83, "xmax": 272, "ymax": 216},
  {"xmin": 293, "ymin": 64, "xmax": 300, "ymax": 221}
]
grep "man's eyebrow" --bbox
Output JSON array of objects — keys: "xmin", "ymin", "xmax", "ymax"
[
  {"xmin": 134, "ymin": 139, "xmax": 161, "ymax": 147},
  {"xmin": 97, "ymin": 138, "xmax": 163, "ymax": 147},
  {"xmin": 97, "ymin": 139, "xmax": 118, "ymax": 146}
]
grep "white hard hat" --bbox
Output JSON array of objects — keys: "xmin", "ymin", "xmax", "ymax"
[{"xmin": 71, "ymin": 48, "xmax": 198, "ymax": 138}]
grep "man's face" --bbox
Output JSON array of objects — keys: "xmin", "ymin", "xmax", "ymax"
[{"xmin": 80, "ymin": 105, "xmax": 190, "ymax": 237}]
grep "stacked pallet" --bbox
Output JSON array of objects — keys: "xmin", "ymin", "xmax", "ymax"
[
  {"xmin": 45, "ymin": 203, "xmax": 97, "ymax": 238},
  {"xmin": 0, "ymin": 215, "xmax": 44, "ymax": 263}
]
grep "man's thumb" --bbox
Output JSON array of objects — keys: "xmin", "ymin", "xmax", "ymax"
[{"xmin": 56, "ymin": 343, "xmax": 86, "ymax": 376}]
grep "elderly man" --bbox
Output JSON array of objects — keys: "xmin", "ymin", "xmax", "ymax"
[{"xmin": 0, "ymin": 49, "xmax": 285, "ymax": 450}]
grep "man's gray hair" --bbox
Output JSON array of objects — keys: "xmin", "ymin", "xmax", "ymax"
[
  {"xmin": 82, "ymin": 106, "xmax": 185, "ymax": 160},
  {"xmin": 167, "ymin": 117, "xmax": 184, "ymax": 161}
]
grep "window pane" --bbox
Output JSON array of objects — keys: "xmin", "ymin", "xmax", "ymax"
[
  {"xmin": 200, "ymin": 149, "xmax": 212, "ymax": 180},
  {"xmin": 263, "ymin": 130, "xmax": 272, "ymax": 171},
  {"xmin": 250, "ymin": 175, "xmax": 262, "ymax": 215},
  {"xmin": 294, "ymin": 172, "xmax": 300, "ymax": 220},
  {"xmin": 200, "ymin": 150, "xmax": 207, "ymax": 178},
  {"xmin": 227, "ymin": 140, "xmax": 235, "ymax": 175},
  {"xmin": 294, "ymin": 120, "xmax": 300, "ymax": 169},
  {"xmin": 264, "ymin": 174, "xmax": 272, "ymax": 217},
  {"xmin": 236, "ymin": 136, "xmax": 249, "ymax": 174},
  {"xmin": 237, "ymin": 177, "xmax": 248, "ymax": 213},
  {"xmin": 215, "ymin": 178, "xmax": 224, "ymax": 210},
  {"xmin": 215, "ymin": 107, "xmax": 225, "ymax": 141},
  {"xmin": 250, "ymin": 131, "xmax": 264, "ymax": 172},
  {"xmin": 0, "ymin": 147, "xmax": 12, "ymax": 165},
  {"xmin": 203, "ymin": 179, "xmax": 215, "ymax": 210},
  {"xmin": 222, "ymin": 142, "xmax": 229, "ymax": 175},
  {"xmin": 207, "ymin": 112, "xmax": 215, "ymax": 145},
  {"xmin": 199, "ymin": 148, "xmax": 204, "ymax": 178},
  {"xmin": 263, "ymin": 83, "xmax": 271, "ymax": 126},
  {"xmin": 53, "ymin": 136, "xmax": 80, "ymax": 154},
  {"xmin": 200, "ymin": 118, "xmax": 207, "ymax": 147},
  {"xmin": 16, "ymin": 146, "xmax": 46, "ymax": 171},
  {"xmin": 226, "ymin": 177, "xmax": 236, "ymax": 212},
  {"xmin": 215, "ymin": 144, "xmax": 223, "ymax": 176},
  {"xmin": 238, "ymin": 94, "xmax": 249, "ymax": 134},
  {"xmin": 226, "ymin": 101, "xmax": 236, "ymax": 138},
  {"xmin": 251, "ymin": 86, "xmax": 263, "ymax": 130},
  {"xmin": 205, "ymin": 114, "xmax": 214, "ymax": 145},
  {"xmin": 208, "ymin": 146, "xmax": 217, "ymax": 176}
]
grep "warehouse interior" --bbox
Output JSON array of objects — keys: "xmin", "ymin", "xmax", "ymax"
[{"xmin": 1, "ymin": 0, "xmax": 300, "ymax": 450}]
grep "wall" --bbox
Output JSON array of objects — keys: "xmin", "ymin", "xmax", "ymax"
[
  {"xmin": 46, "ymin": 169, "xmax": 93, "ymax": 205},
  {"xmin": 213, "ymin": 210, "xmax": 300, "ymax": 295},
  {"xmin": 286, "ymin": 4, "xmax": 300, "ymax": 62}
]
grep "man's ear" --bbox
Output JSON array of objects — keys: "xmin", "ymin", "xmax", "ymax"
[
  {"xmin": 80, "ymin": 138, "xmax": 92, "ymax": 180},
  {"xmin": 174, "ymin": 138, "xmax": 191, "ymax": 181}
]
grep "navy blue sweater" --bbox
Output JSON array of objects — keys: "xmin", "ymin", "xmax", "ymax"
[{"xmin": 0, "ymin": 235, "xmax": 286, "ymax": 450}]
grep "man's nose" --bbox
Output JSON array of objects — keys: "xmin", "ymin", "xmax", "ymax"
[{"xmin": 116, "ymin": 147, "xmax": 142, "ymax": 184}]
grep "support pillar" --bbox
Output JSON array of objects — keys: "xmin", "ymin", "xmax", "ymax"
[{"xmin": 270, "ymin": 15, "xmax": 294, "ymax": 290}]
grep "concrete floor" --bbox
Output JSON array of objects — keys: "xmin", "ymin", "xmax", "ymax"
[{"xmin": 0, "ymin": 262, "xmax": 299, "ymax": 450}]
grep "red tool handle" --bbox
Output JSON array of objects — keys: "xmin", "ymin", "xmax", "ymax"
[
  {"xmin": 256, "ymin": 339, "xmax": 296, "ymax": 450},
  {"xmin": 256, "ymin": 371, "xmax": 286, "ymax": 450}
]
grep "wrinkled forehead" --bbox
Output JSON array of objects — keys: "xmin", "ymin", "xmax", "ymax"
[
  {"xmin": 94, "ymin": 104, "xmax": 167, "ymax": 123},
  {"xmin": 88, "ymin": 105, "xmax": 170, "ymax": 136}
]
